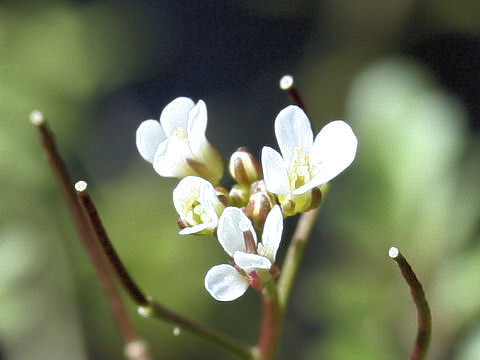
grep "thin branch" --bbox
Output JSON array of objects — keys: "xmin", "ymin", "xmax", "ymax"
[
  {"xmin": 30, "ymin": 111, "xmax": 142, "ymax": 349},
  {"xmin": 75, "ymin": 181, "xmax": 148, "ymax": 306},
  {"xmin": 279, "ymin": 75, "xmax": 307, "ymax": 112},
  {"xmin": 277, "ymin": 207, "xmax": 320, "ymax": 311},
  {"xmin": 75, "ymin": 181, "xmax": 254, "ymax": 359},
  {"xmin": 389, "ymin": 247, "xmax": 432, "ymax": 360},
  {"xmin": 139, "ymin": 300, "xmax": 254, "ymax": 359}
]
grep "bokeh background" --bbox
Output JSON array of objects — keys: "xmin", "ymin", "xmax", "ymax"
[{"xmin": 1, "ymin": 1, "xmax": 480, "ymax": 359}]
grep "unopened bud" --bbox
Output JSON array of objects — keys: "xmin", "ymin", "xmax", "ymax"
[
  {"xmin": 278, "ymin": 187, "xmax": 323, "ymax": 216},
  {"xmin": 215, "ymin": 187, "xmax": 230, "ymax": 207},
  {"xmin": 229, "ymin": 184, "xmax": 249, "ymax": 207},
  {"xmin": 228, "ymin": 147, "xmax": 262, "ymax": 186},
  {"xmin": 245, "ymin": 192, "xmax": 274, "ymax": 229},
  {"xmin": 250, "ymin": 179, "xmax": 268, "ymax": 194}
]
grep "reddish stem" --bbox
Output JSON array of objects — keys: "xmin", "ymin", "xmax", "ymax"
[
  {"xmin": 389, "ymin": 247, "xmax": 431, "ymax": 360},
  {"xmin": 32, "ymin": 115, "xmax": 138, "ymax": 344},
  {"xmin": 256, "ymin": 282, "xmax": 281, "ymax": 360}
]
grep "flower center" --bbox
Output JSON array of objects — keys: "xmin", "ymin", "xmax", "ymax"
[
  {"xmin": 183, "ymin": 191, "xmax": 212, "ymax": 225},
  {"xmin": 174, "ymin": 127, "xmax": 187, "ymax": 140},
  {"xmin": 288, "ymin": 147, "xmax": 312, "ymax": 189}
]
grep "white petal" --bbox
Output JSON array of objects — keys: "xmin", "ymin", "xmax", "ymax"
[
  {"xmin": 179, "ymin": 223, "xmax": 212, "ymax": 235},
  {"xmin": 204, "ymin": 264, "xmax": 249, "ymax": 301},
  {"xmin": 160, "ymin": 97, "xmax": 195, "ymax": 137},
  {"xmin": 274, "ymin": 105, "xmax": 313, "ymax": 166},
  {"xmin": 258, "ymin": 205, "xmax": 283, "ymax": 262},
  {"xmin": 153, "ymin": 137, "xmax": 194, "ymax": 177},
  {"xmin": 135, "ymin": 120, "xmax": 166, "ymax": 163},
  {"xmin": 233, "ymin": 252, "xmax": 271, "ymax": 271},
  {"xmin": 217, "ymin": 207, "xmax": 256, "ymax": 257},
  {"xmin": 261, "ymin": 147, "xmax": 290, "ymax": 195},
  {"xmin": 172, "ymin": 176, "xmax": 208, "ymax": 218},
  {"xmin": 187, "ymin": 100, "xmax": 208, "ymax": 154},
  {"xmin": 294, "ymin": 120, "xmax": 357, "ymax": 194},
  {"xmin": 199, "ymin": 180, "xmax": 222, "ymax": 224}
]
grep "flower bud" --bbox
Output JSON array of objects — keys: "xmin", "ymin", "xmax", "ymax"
[
  {"xmin": 228, "ymin": 147, "xmax": 262, "ymax": 186},
  {"xmin": 229, "ymin": 184, "xmax": 249, "ymax": 207},
  {"xmin": 245, "ymin": 191, "xmax": 273, "ymax": 229},
  {"xmin": 250, "ymin": 179, "xmax": 268, "ymax": 194},
  {"xmin": 215, "ymin": 187, "xmax": 231, "ymax": 207}
]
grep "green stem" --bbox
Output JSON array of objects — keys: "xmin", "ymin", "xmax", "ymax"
[
  {"xmin": 389, "ymin": 247, "xmax": 432, "ymax": 360},
  {"xmin": 254, "ymin": 282, "xmax": 281, "ymax": 360},
  {"xmin": 277, "ymin": 207, "xmax": 320, "ymax": 312},
  {"xmin": 140, "ymin": 300, "xmax": 254, "ymax": 359}
]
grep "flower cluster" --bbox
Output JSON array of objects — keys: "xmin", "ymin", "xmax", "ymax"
[{"xmin": 136, "ymin": 97, "xmax": 357, "ymax": 301}]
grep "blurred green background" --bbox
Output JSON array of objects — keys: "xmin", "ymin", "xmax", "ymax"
[{"xmin": 1, "ymin": 1, "xmax": 480, "ymax": 359}]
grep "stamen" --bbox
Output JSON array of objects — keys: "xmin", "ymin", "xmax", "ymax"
[
  {"xmin": 193, "ymin": 205, "xmax": 203, "ymax": 215},
  {"xmin": 174, "ymin": 127, "xmax": 187, "ymax": 139}
]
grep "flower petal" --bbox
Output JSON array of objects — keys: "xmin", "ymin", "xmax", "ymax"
[
  {"xmin": 199, "ymin": 180, "xmax": 223, "ymax": 225},
  {"xmin": 153, "ymin": 137, "xmax": 194, "ymax": 177},
  {"xmin": 172, "ymin": 176, "xmax": 206, "ymax": 217},
  {"xmin": 261, "ymin": 146, "xmax": 290, "ymax": 195},
  {"xmin": 187, "ymin": 100, "xmax": 208, "ymax": 154},
  {"xmin": 294, "ymin": 120, "xmax": 357, "ymax": 194},
  {"xmin": 217, "ymin": 207, "xmax": 256, "ymax": 257},
  {"xmin": 233, "ymin": 252, "xmax": 271, "ymax": 271},
  {"xmin": 204, "ymin": 264, "xmax": 249, "ymax": 301},
  {"xmin": 179, "ymin": 223, "xmax": 212, "ymax": 235},
  {"xmin": 136, "ymin": 120, "xmax": 166, "ymax": 163},
  {"xmin": 257, "ymin": 205, "xmax": 283, "ymax": 262},
  {"xmin": 274, "ymin": 105, "xmax": 313, "ymax": 166},
  {"xmin": 160, "ymin": 97, "xmax": 195, "ymax": 137}
]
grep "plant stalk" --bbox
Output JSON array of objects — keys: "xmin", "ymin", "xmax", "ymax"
[{"xmin": 389, "ymin": 247, "xmax": 432, "ymax": 360}]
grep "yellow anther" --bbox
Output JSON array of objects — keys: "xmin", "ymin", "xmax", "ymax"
[
  {"xmin": 193, "ymin": 205, "xmax": 204, "ymax": 215},
  {"xmin": 174, "ymin": 127, "xmax": 187, "ymax": 139}
]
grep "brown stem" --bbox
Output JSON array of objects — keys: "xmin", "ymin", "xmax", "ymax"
[
  {"xmin": 30, "ymin": 112, "xmax": 139, "ymax": 346},
  {"xmin": 75, "ymin": 181, "xmax": 148, "ymax": 306},
  {"xmin": 74, "ymin": 181, "xmax": 254, "ymax": 359},
  {"xmin": 141, "ymin": 300, "xmax": 253, "ymax": 359},
  {"xmin": 255, "ymin": 282, "xmax": 281, "ymax": 360},
  {"xmin": 389, "ymin": 247, "xmax": 432, "ymax": 360}
]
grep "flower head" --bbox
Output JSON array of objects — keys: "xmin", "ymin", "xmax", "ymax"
[
  {"xmin": 204, "ymin": 205, "xmax": 283, "ymax": 301},
  {"xmin": 261, "ymin": 105, "xmax": 357, "ymax": 215},
  {"xmin": 173, "ymin": 176, "xmax": 224, "ymax": 235},
  {"xmin": 136, "ymin": 97, "xmax": 224, "ymax": 184}
]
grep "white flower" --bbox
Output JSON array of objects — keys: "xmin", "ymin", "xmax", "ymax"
[
  {"xmin": 136, "ymin": 97, "xmax": 224, "ymax": 184},
  {"xmin": 204, "ymin": 205, "xmax": 283, "ymax": 301},
  {"xmin": 173, "ymin": 176, "xmax": 224, "ymax": 235},
  {"xmin": 261, "ymin": 105, "xmax": 357, "ymax": 215}
]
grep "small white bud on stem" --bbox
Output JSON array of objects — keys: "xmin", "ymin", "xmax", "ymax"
[
  {"xmin": 30, "ymin": 110, "xmax": 45, "ymax": 126},
  {"xmin": 388, "ymin": 246, "xmax": 399, "ymax": 259},
  {"xmin": 279, "ymin": 75, "xmax": 294, "ymax": 90},
  {"xmin": 75, "ymin": 180, "xmax": 88, "ymax": 193}
]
